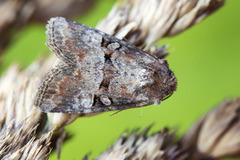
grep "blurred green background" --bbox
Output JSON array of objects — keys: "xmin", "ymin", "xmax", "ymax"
[{"xmin": 1, "ymin": 0, "xmax": 240, "ymax": 159}]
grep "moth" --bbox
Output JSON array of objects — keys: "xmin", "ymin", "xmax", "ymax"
[{"xmin": 34, "ymin": 17, "xmax": 177, "ymax": 114}]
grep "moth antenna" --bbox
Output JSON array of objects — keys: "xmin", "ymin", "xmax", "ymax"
[{"xmin": 110, "ymin": 110, "xmax": 124, "ymax": 116}]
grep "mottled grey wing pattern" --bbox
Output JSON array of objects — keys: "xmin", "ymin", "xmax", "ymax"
[
  {"xmin": 35, "ymin": 17, "xmax": 105, "ymax": 113},
  {"xmin": 35, "ymin": 61, "xmax": 94, "ymax": 113},
  {"xmin": 35, "ymin": 17, "xmax": 177, "ymax": 113}
]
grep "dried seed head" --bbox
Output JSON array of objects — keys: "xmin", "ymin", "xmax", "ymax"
[
  {"xmin": 0, "ymin": 60, "xmax": 80, "ymax": 159},
  {"xmin": 0, "ymin": 110, "xmax": 52, "ymax": 160},
  {"xmin": 93, "ymin": 127, "xmax": 189, "ymax": 160},
  {"xmin": 182, "ymin": 98, "xmax": 240, "ymax": 159},
  {"xmin": 97, "ymin": 0, "xmax": 224, "ymax": 48}
]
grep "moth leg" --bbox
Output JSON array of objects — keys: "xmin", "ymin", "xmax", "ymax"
[{"xmin": 147, "ymin": 45, "xmax": 169, "ymax": 59}]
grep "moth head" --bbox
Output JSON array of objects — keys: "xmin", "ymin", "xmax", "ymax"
[{"xmin": 134, "ymin": 59, "xmax": 177, "ymax": 105}]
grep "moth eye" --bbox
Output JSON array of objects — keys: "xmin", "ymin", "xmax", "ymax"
[{"xmin": 100, "ymin": 95, "xmax": 112, "ymax": 106}]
